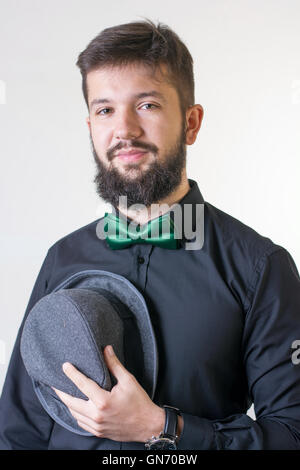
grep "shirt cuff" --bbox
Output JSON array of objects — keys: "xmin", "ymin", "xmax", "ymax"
[{"xmin": 177, "ymin": 412, "xmax": 216, "ymax": 450}]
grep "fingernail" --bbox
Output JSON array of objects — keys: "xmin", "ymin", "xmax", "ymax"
[
  {"xmin": 106, "ymin": 345, "xmax": 114, "ymax": 356},
  {"xmin": 62, "ymin": 362, "xmax": 70, "ymax": 371}
]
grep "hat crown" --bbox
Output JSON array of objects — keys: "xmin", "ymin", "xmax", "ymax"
[{"xmin": 21, "ymin": 288, "xmax": 125, "ymax": 399}]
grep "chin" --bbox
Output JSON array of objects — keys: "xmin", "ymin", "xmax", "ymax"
[{"xmin": 115, "ymin": 163, "xmax": 149, "ymax": 177}]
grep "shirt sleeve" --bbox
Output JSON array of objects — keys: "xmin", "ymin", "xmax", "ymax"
[
  {"xmin": 0, "ymin": 247, "xmax": 56, "ymax": 450},
  {"xmin": 177, "ymin": 246, "xmax": 300, "ymax": 450}
]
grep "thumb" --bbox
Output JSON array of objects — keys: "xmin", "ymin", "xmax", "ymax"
[{"xmin": 104, "ymin": 345, "xmax": 128, "ymax": 380}]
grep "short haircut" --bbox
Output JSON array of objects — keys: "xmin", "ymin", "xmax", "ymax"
[{"xmin": 76, "ymin": 18, "xmax": 195, "ymax": 115}]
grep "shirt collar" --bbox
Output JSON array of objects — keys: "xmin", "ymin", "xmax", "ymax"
[
  {"xmin": 177, "ymin": 178, "xmax": 204, "ymax": 207},
  {"xmin": 174, "ymin": 179, "xmax": 205, "ymax": 247}
]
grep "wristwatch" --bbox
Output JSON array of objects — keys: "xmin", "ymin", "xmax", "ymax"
[{"xmin": 145, "ymin": 405, "xmax": 181, "ymax": 450}]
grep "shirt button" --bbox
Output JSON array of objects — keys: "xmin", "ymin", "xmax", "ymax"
[{"xmin": 138, "ymin": 256, "xmax": 145, "ymax": 264}]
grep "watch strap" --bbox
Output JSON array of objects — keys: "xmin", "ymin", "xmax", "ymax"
[{"xmin": 163, "ymin": 405, "xmax": 180, "ymax": 439}]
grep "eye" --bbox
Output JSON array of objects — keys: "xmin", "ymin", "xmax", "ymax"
[
  {"xmin": 96, "ymin": 108, "xmax": 112, "ymax": 115},
  {"xmin": 140, "ymin": 103, "xmax": 158, "ymax": 110}
]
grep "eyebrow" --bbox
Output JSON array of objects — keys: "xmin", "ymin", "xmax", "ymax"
[{"xmin": 90, "ymin": 91, "xmax": 166, "ymax": 109}]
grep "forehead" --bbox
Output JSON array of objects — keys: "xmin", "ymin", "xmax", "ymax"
[{"xmin": 86, "ymin": 62, "xmax": 179, "ymax": 108}]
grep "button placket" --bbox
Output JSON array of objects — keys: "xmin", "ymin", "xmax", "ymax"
[{"xmin": 135, "ymin": 245, "xmax": 152, "ymax": 290}]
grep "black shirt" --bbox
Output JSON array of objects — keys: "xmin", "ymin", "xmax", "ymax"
[{"xmin": 1, "ymin": 179, "xmax": 300, "ymax": 450}]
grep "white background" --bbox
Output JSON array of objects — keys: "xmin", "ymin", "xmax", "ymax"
[{"xmin": 1, "ymin": 0, "xmax": 300, "ymax": 423}]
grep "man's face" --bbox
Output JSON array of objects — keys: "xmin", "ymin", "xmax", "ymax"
[{"xmin": 86, "ymin": 62, "xmax": 188, "ymax": 208}]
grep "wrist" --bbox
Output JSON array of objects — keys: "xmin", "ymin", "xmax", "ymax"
[
  {"xmin": 142, "ymin": 405, "xmax": 184, "ymax": 442},
  {"xmin": 144, "ymin": 405, "xmax": 182, "ymax": 450},
  {"xmin": 142, "ymin": 405, "xmax": 165, "ymax": 442}
]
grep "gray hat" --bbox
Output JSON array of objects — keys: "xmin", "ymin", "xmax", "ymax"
[{"xmin": 20, "ymin": 269, "xmax": 158, "ymax": 436}]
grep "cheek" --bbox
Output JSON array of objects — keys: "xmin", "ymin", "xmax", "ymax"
[
  {"xmin": 154, "ymin": 123, "xmax": 180, "ymax": 150},
  {"xmin": 90, "ymin": 125, "xmax": 110, "ymax": 149},
  {"xmin": 152, "ymin": 113, "xmax": 181, "ymax": 139},
  {"xmin": 144, "ymin": 118, "xmax": 173, "ymax": 145}
]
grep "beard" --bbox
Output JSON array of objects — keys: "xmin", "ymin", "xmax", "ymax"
[{"xmin": 91, "ymin": 121, "xmax": 187, "ymax": 209}]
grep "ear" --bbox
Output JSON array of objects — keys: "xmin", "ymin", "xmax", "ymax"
[
  {"xmin": 185, "ymin": 104, "xmax": 204, "ymax": 145},
  {"xmin": 86, "ymin": 115, "xmax": 91, "ymax": 132}
]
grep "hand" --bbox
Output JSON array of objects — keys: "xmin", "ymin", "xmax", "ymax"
[{"xmin": 53, "ymin": 345, "xmax": 165, "ymax": 442}]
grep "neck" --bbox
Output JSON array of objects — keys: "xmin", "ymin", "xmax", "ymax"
[{"xmin": 117, "ymin": 171, "xmax": 190, "ymax": 225}]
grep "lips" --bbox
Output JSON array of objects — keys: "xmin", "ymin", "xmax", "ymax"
[{"xmin": 116, "ymin": 150, "xmax": 148, "ymax": 162}]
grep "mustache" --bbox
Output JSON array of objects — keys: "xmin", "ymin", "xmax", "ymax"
[{"xmin": 106, "ymin": 140, "xmax": 158, "ymax": 161}]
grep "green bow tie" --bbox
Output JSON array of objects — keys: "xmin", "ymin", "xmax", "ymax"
[{"xmin": 104, "ymin": 211, "xmax": 181, "ymax": 250}]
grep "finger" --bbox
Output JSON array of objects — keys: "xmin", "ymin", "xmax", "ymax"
[
  {"xmin": 62, "ymin": 362, "xmax": 109, "ymax": 403},
  {"xmin": 68, "ymin": 408, "xmax": 104, "ymax": 433},
  {"xmin": 53, "ymin": 387, "xmax": 106, "ymax": 432},
  {"xmin": 104, "ymin": 345, "xmax": 130, "ymax": 381},
  {"xmin": 52, "ymin": 387, "xmax": 90, "ymax": 415},
  {"xmin": 76, "ymin": 419, "xmax": 103, "ymax": 438}
]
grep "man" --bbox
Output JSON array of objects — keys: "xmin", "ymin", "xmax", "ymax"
[{"xmin": 1, "ymin": 19, "xmax": 300, "ymax": 450}]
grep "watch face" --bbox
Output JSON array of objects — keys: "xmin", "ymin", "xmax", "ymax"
[{"xmin": 148, "ymin": 438, "xmax": 177, "ymax": 450}]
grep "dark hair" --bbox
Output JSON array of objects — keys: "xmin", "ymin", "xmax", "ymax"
[{"xmin": 76, "ymin": 18, "xmax": 195, "ymax": 115}]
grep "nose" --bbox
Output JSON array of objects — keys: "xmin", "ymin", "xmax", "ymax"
[{"xmin": 113, "ymin": 107, "xmax": 143, "ymax": 141}]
